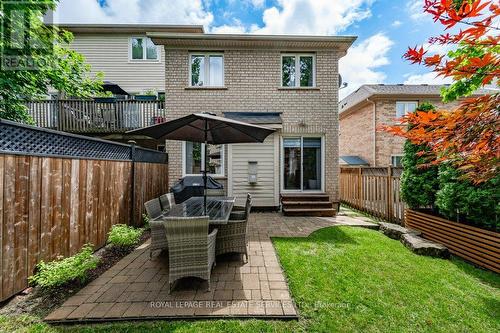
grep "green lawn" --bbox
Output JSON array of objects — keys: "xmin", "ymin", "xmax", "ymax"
[{"xmin": 1, "ymin": 226, "xmax": 498, "ymax": 333}]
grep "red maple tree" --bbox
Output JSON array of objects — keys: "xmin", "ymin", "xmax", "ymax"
[{"xmin": 383, "ymin": 0, "xmax": 499, "ymax": 183}]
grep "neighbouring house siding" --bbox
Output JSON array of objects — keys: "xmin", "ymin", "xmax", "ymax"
[
  {"xmin": 69, "ymin": 34, "xmax": 165, "ymax": 94},
  {"xmin": 340, "ymin": 97, "xmax": 462, "ymax": 167},
  {"xmin": 228, "ymin": 134, "xmax": 279, "ymax": 207},
  {"xmin": 339, "ymin": 103, "xmax": 374, "ymax": 165},
  {"xmin": 164, "ymin": 48, "xmax": 341, "ymax": 202}
]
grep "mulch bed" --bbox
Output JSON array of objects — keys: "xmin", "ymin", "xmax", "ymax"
[{"xmin": 0, "ymin": 230, "xmax": 150, "ymax": 319}]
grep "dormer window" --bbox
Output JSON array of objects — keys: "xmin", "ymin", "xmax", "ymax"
[
  {"xmin": 130, "ymin": 37, "xmax": 159, "ymax": 61},
  {"xmin": 189, "ymin": 53, "xmax": 224, "ymax": 87},
  {"xmin": 282, "ymin": 54, "xmax": 315, "ymax": 87}
]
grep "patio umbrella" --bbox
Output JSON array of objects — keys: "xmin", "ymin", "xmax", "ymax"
[
  {"xmin": 102, "ymin": 81, "xmax": 130, "ymax": 96},
  {"xmin": 127, "ymin": 112, "xmax": 275, "ymax": 213}
]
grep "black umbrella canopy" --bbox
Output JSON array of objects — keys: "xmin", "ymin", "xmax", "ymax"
[
  {"xmin": 127, "ymin": 112, "xmax": 275, "ymax": 144},
  {"xmin": 102, "ymin": 81, "xmax": 130, "ymax": 96}
]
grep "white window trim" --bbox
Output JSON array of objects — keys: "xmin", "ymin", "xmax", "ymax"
[
  {"xmin": 128, "ymin": 37, "xmax": 160, "ymax": 62},
  {"xmin": 281, "ymin": 53, "xmax": 316, "ymax": 88},
  {"xmin": 188, "ymin": 52, "xmax": 225, "ymax": 87},
  {"xmin": 182, "ymin": 142, "xmax": 225, "ymax": 177},
  {"xmin": 280, "ymin": 134, "xmax": 325, "ymax": 193},
  {"xmin": 396, "ymin": 101, "xmax": 418, "ymax": 118},
  {"xmin": 391, "ymin": 155, "xmax": 404, "ymax": 167}
]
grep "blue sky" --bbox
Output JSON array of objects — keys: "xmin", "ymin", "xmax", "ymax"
[{"xmin": 55, "ymin": 0, "xmax": 451, "ymax": 99}]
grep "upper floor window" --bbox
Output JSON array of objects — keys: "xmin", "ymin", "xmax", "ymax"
[
  {"xmin": 396, "ymin": 101, "xmax": 418, "ymax": 118},
  {"xmin": 282, "ymin": 54, "xmax": 315, "ymax": 87},
  {"xmin": 190, "ymin": 53, "xmax": 224, "ymax": 87},
  {"xmin": 130, "ymin": 37, "xmax": 159, "ymax": 61}
]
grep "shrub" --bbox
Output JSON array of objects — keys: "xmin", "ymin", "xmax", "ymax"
[
  {"xmin": 29, "ymin": 244, "xmax": 99, "ymax": 289},
  {"xmin": 400, "ymin": 102, "xmax": 439, "ymax": 209},
  {"xmin": 107, "ymin": 224, "xmax": 143, "ymax": 248},
  {"xmin": 435, "ymin": 164, "xmax": 499, "ymax": 231}
]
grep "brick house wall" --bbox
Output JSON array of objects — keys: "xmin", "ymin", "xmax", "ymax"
[
  {"xmin": 339, "ymin": 102, "xmax": 374, "ymax": 165},
  {"xmin": 340, "ymin": 97, "xmax": 462, "ymax": 167},
  {"xmin": 163, "ymin": 48, "xmax": 342, "ymax": 201}
]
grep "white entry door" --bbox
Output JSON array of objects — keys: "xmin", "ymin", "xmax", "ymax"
[{"xmin": 282, "ymin": 136, "xmax": 323, "ymax": 192}]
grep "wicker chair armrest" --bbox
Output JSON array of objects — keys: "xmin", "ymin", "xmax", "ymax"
[{"xmin": 208, "ymin": 229, "xmax": 218, "ymax": 246}]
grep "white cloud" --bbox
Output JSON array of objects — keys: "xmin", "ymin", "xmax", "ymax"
[
  {"xmin": 404, "ymin": 72, "xmax": 453, "ymax": 85},
  {"xmin": 250, "ymin": 0, "xmax": 265, "ymax": 8},
  {"xmin": 253, "ymin": 0, "xmax": 373, "ymax": 35},
  {"xmin": 55, "ymin": 0, "xmax": 214, "ymax": 27},
  {"xmin": 391, "ymin": 20, "xmax": 402, "ymax": 27},
  {"xmin": 339, "ymin": 33, "xmax": 394, "ymax": 99},
  {"xmin": 407, "ymin": 0, "xmax": 426, "ymax": 20},
  {"xmin": 211, "ymin": 19, "xmax": 246, "ymax": 34}
]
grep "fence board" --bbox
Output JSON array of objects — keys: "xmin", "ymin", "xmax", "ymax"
[
  {"xmin": 340, "ymin": 167, "xmax": 405, "ymax": 224},
  {"xmin": 0, "ymin": 153, "xmax": 168, "ymax": 301},
  {"xmin": 405, "ymin": 209, "xmax": 500, "ymax": 273}
]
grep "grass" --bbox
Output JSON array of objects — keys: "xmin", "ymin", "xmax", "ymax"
[{"xmin": 1, "ymin": 227, "xmax": 498, "ymax": 333}]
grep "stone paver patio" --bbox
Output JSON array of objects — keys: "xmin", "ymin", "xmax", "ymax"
[{"xmin": 45, "ymin": 212, "xmax": 376, "ymax": 323}]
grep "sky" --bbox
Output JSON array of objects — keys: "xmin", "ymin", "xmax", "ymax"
[{"xmin": 54, "ymin": 0, "xmax": 454, "ymax": 99}]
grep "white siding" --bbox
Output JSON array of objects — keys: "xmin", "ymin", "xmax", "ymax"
[
  {"xmin": 228, "ymin": 134, "xmax": 279, "ymax": 207},
  {"xmin": 70, "ymin": 34, "xmax": 165, "ymax": 94}
]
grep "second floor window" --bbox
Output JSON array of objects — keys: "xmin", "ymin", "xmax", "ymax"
[
  {"xmin": 396, "ymin": 101, "xmax": 418, "ymax": 118},
  {"xmin": 282, "ymin": 54, "xmax": 315, "ymax": 87},
  {"xmin": 130, "ymin": 37, "xmax": 158, "ymax": 61},
  {"xmin": 190, "ymin": 53, "xmax": 224, "ymax": 87}
]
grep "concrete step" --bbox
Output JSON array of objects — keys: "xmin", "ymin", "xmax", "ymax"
[{"xmin": 283, "ymin": 208, "xmax": 336, "ymax": 217}]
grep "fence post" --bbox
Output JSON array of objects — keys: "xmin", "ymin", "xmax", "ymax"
[
  {"xmin": 387, "ymin": 166, "xmax": 393, "ymax": 223},
  {"xmin": 357, "ymin": 167, "xmax": 362, "ymax": 209},
  {"xmin": 129, "ymin": 142, "xmax": 136, "ymax": 226}
]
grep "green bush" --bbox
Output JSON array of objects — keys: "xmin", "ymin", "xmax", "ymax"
[
  {"xmin": 29, "ymin": 244, "xmax": 99, "ymax": 289},
  {"xmin": 107, "ymin": 224, "xmax": 143, "ymax": 248},
  {"xmin": 400, "ymin": 102, "xmax": 439, "ymax": 209},
  {"xmin": 435, "ymin": 165, "xmax": 499, "ymax": 231}
]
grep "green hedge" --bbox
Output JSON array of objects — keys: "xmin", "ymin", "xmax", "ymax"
[{"xmin": 400, "ymin": 102, "xmax": 499, "ymax": 231}]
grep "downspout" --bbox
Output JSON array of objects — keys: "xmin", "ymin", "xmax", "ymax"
[{"xmin": 366, "ymin": 98, "xmax": 376, "ymax": 166}]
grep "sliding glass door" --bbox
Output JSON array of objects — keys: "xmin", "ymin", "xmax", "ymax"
[{"xmin": 283, "ymin": 137, "xmax": 323, "ymax": 191}]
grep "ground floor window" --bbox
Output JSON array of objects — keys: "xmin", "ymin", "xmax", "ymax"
[
  {"xmin": 184, "ymin": 142, "xmax": 224, "ymax": 176},
  {"xmin": 391, "ymin": 155, "xmax": 403, "ymax": 167},
  {"xmin": 283, "ymin": 136, "xmax": 323, "ymax": 191}
]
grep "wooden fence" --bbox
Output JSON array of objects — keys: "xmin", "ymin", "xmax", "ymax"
[
  {"xmin": 340, "ymin": 167, "xmax": 405, "ymax": 224},
  {"xmin": 27, "ymin": 99, "xmax": 166, "ymax": 133},
  {"xmin": 0, "ymin": 120, "xmax": 168, "ymax": 301},
  {"xmin": 406, "ymin": 209, "xmax": 499, "ymax": 273}
]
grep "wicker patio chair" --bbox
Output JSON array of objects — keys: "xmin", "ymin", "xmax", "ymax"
[
  {"xmin": 159, "ymin": 193, "xmax": 175, "ymax": 212},
  {"xmin": 164, "ymin": 216, "xmax": 217, "ymax": 293},
  {"xmin": 144, "ymin": 198, "xmax": 168, "ymax": 258},
  {"xmin": 215, "ymin": 193, "xmax": 252, "ymax": 261}
]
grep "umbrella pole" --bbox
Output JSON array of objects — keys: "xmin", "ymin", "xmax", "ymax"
[{"xmin": 203, "ymin": 119, "xmax": 208, "ymax": 216}]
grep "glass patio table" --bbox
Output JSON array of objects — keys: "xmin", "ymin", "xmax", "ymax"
[{"xmin": 163, "ymin": 196, "xmax": 235, "ymax": 225}]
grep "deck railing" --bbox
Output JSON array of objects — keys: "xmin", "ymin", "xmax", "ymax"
[{"xmin": 26, "ymin": 99, "xmax": 166, "ymax": 133}]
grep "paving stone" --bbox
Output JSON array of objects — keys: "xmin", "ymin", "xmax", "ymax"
[
  {"xmin": 45, "ymin": 306, "xmax": 77, "ymax": 321},
  {"xmin": 270, "ymin": 289, "xmax": 291, "ymax": 300},
  {"xmin": 122, "ymin": 302, "xmax": 148, "ymax": 317},
  {"xmin": 86, "ymin": 303, "xmax": 114, "ymax": 318},
  {"xmin": 66, "ymin": 303, "xmax": 97, "ymax": 319},
  {"xmin": 269, "ymin": 281, "xmax": 288, "ymax": 290},
  {"xmin": 103, "ymin": 303, "xmax": 132, "ymax": 318},
  {"xmin": 62, "ymin": 295, "xmax": 89, "ymax": 307}
]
